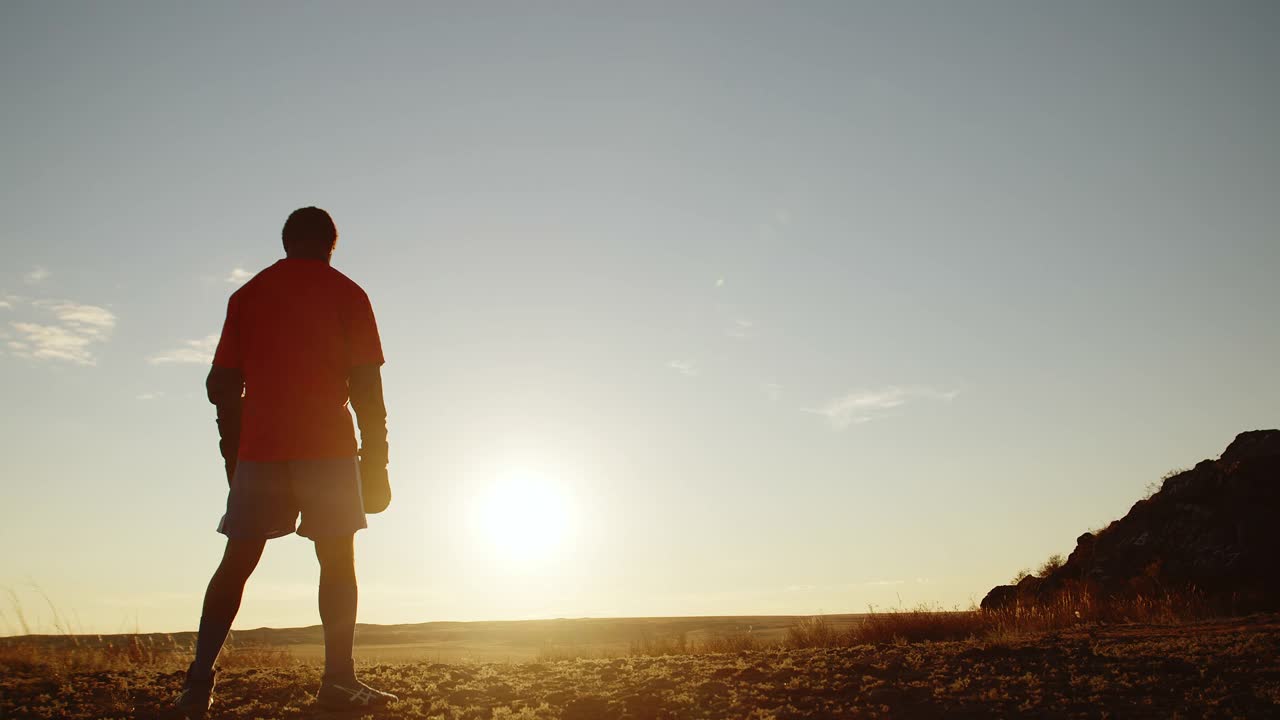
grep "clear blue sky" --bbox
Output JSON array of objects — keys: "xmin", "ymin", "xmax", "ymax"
[{"xmin": 2, "ymin": 1, "xmax": 1277, "ymax": 634}]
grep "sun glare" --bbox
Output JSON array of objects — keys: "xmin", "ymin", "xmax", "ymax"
[{"xmin": 473, "ymin": 471, "xmax": 574, "ymax": 568}]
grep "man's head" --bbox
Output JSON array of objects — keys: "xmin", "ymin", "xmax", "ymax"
[{"xmin": 282, "ymin": 207, "xmax": 338, "ymax": 260}]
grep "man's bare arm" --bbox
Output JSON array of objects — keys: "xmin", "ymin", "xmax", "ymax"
[
  {"xmin": 206, "ymin": 366, "xmax": 245, "ymax": 483},
  {"xmin": 349, "ymin": 364, "xmax": 388, "ymax": 466}
]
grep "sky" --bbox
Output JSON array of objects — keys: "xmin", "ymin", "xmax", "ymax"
[{"xmin": 1, "ymin": 1, "xmax": 1277, "ymax": 635}]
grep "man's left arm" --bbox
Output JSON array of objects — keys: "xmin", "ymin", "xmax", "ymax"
[{"xmin": 349, "ymin": 364, "xmax": 388, "ymax": 469}]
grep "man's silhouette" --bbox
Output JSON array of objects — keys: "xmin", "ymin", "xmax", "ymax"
[{"xmin": 176, "ymin": 207, "xmax": 396, "ymax": 716}]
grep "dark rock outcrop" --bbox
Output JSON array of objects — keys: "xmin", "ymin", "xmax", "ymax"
[{"xmin": 982, "ymin": 430, "xmax": 1280, "ymax": 612}]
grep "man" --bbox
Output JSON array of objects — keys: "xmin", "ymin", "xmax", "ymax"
[{"xmin": 176, "ymin": 207, "xmax": 397, "ymax": 717}]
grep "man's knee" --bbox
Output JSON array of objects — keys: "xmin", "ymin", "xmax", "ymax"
[
  {"xmin": 314, "ymin": 534, "xmax": 355, "ymax": 573},
  {"xmin": 216, "ymin": 538, "xmax": 265, "ymax": 581}
]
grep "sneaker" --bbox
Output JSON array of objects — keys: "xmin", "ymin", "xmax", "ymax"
[
  {"xmin": 316, "ymin": 676, "xmax": 397, "ymax": 710},
  {"xmin": 173, "ymin": 665, "xmax": 216, "ymax": 719}
]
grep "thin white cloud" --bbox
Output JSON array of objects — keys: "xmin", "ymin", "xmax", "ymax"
[
  {"xmin": 149, "ymin": 334, "xmax": 219, "ymax": 365},
  {"xmin": 226, "ymin": 267, "xmax": 253, "ymax": 284},
  {"xmin": 666, "ymin": 359, "xmax": 697, "ymax": 376},
  {"xmin": 805, "ymin": 386, "xmax": 959, "ymax": 430},
  {"xmin": 862, "ymin": 579, "xmax": 906, "ymax": 587},
  {"xmin": 35, "ymin": 301, "xmax": 116, "ymax": 338},
  {"xmin": 24, "ymin": 266, "xmax": 49, "ymax": 284},
  {"xmin": 11, "ymin": 322, "xmax": 97, "ymax": 365},
  {"xmin": 136, "ymin": 392, "xmax": 164, "ymax": 401},
  {"xmin": 715, "ymin": 276, "xmax": 725, "ymax": 288},
  {"xmin": 8, "ymin": 301, "xmax": 117, "ymax": 365},
  {"xmin": 762, "ymin": 382, "xmax": 783, "ymax": 401}
]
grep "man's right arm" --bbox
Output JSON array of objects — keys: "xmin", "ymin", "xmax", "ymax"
[
  {"xmin": 207, "ymin": 366, "xmax": 244, "ymax": 484},
  {"xmin": 209, "ymin": 293, "xmax": 245, "ymax": 484},
  {"xmin": 345, "ymin": 284, "xmax": 388, "ymax": 510}
]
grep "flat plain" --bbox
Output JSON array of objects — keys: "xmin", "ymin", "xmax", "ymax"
[{"xmin": 3, "ymin": 613, "xmax": 1279, "ymax": 718}]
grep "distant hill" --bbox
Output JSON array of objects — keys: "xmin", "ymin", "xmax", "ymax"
[{"xmin": 983, "ymin": 430, "xmax": 1280, "ymax": 611}]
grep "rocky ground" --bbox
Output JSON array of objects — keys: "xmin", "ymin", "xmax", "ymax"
[{"xmin": 4, "ymin": 614, "xmax": 1279, "ymax": 719}]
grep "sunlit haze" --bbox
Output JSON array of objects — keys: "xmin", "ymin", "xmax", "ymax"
[
  {"xmin": 2, "ymin": 2, "xmax": 1278, "ymax": 634},
  {"xmin": 471, "ymin": 469, "xmax": 576, "ymax": 569}
]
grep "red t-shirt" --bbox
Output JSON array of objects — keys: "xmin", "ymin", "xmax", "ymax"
[{"xmin": 212, "ymin": 258, "xmax": 384, "ymax": 461}]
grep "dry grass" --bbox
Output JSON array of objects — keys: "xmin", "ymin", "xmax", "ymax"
[
  {"xmin": 7, "ymin": 615, "xmax": 1279, "ymax": 719},
  {"xmin": 1, "ymin": 585, "xmax": 1223, "ymax": 677},
  {"xmin": 628, "ymin": 631, "xmax": 689, "ymax": 656},
  {"xmin": 0, "ymin": 635, "xmax": 183, "ymax": 674},
  {"xmin": 982, "ymin": 585, "xmax": 1217, "ymax": 636},
  {"xmin": 538, "ymin": 628, "xmax": 764, "ymax": 661},
  {"xmin": 785, "ymin": 616, "xmax": 844, "ymax": 648},
  {"xmin": 536, "ymin": 642, "xmax": 619, "ymax": 662},
  {"xmin": 789, "ymin": 586, "xmax": 1221, "ymax": 650},
  {"xmin": 698, "ymin": 629, "xmax": 763, "ymax": 653},
  {"xmin": 1, "ymin": 589, "xmax": 304, "ymax": 677},
  {"xmin": 532, "ymin": 586, "xmax": 1225, "ymax": 662},
  {"xmin": 847, "ymin": 606, "xmax": 991, "ymax": 644},
  {"xmin": 1, "ymin": 593, "xmax": 1263, "ymax": 720},
  {"xmin": 0, "ymin": 634, "xmax": 301, "ymax": 677},
  {"xmin": 533, "ymin": 590, "xmax": 1222, "ymax": 662}
]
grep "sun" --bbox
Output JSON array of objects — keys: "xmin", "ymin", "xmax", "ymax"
[{"xmin": 473, "ymin": 471, "xmax": 574, "ymax": 567}]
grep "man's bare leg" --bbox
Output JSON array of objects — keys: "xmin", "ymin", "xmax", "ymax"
[
  {"xmin": 191, "ymin": 538, "xmax": 266, "ymax": 678},
  {"xmin": 314, "ymin": 534, "xmax": 357, "ymax": 680},
  {"xmin": 311, "ymin": 534, "xmax": 396, "ymax": 708}
]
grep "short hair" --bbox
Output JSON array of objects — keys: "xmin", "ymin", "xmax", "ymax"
[{"xmin": 282, "ymin": 207, "xmax": 338, "ymax": 258}]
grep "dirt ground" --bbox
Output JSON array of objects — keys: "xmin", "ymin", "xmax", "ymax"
[{"xmin": 4, "ymin": 614, "xmax": 1278, "ymax": 719}]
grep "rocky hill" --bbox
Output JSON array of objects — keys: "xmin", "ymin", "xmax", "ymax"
[{"xmin": 983, "ymin": 430, "xmax": 1280, "ymax": 612}]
